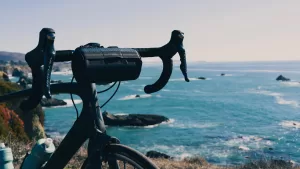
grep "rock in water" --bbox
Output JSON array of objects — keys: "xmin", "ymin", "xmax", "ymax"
[
  {"xmin": 40, "ymin": 98, "xmax": 67, "ymax": 107},
  {"xmin": 50, "ymin": 80, "xmax": 62, "ymax": 84},
  {"xmin": 276, "ymin": 75, "xmax": 290, "ymax": 81},
  {"xmin": 197, "ymin": 77, "xmax": 206, "ymax": 80},
  {"xmin": 221, "ymin": 73, "xmax": 225, "ymax": 76},
  {"xmin": 146, "ymin": 151, "xmax": 173, "ymax": 159},
  {"xmin": 102, "ymin": 111, "xmax": 169, "ymax": 126}
]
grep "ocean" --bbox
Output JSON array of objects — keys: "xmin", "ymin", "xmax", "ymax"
[{"xmin": 14, "ymin": 61, "xmax": 300, "ymax": 165}]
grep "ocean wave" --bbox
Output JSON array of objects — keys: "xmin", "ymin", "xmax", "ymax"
[
  {"xmin": 113, "ymin": 113, "xmax": 128, "ymax": 116},
  {"xmin": 162, "ymin": 89, "xmax": 171, "ymax": 92},
  {"xmin": 63, "ymin": 99, "xmax": 82, "ymax": 105},
  {"xmin": 280, "ymin": 81, "xmax": 300, "ymax": 87},
  {"xmin": 137, "ymin": 143, "xmax": 231, "ymax": 161},
  {"xmin": 168, "ymin": 121, "xmax": 218, "ymax": 129},
  {"xmin": 224, "ymin": 135, "xmax": 272, "ymax": 151},
  {"xmin": 118, "ymin": 94, "xmax": 152, "ymax": 100},
  {"xmin": 280, "ymin": 121, "xmax": 300, "ymax": 129},
  {"xmin": 248, "ymin": 89, "xmax": 281, "ymax": 97},
  {"xmin": 248, "ymin": 89, "xmax": 299, "ymax": 108},
  {"xmin": 276, "ymin": 97, "xmax": 299, "ymax": 107},
  {"xmin": 112, "ymin": 119, "xmax": 175, "ymax": 129},
  {"xmin": 52, "ymin": 71, "xmax": 72, "ymax": 75},
  {"xmin": 46, "ymin": 131, "xmax": 66, "ymax": 139},
  {"xmin": 137, "ymin": 144, "xmax": 193, "ymax": 160},
  {"xmin": 8, "ymin": 75, "xmax": 16, "ymax": 79}
]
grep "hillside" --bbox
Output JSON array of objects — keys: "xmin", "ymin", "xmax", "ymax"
[{"xmin": 0, "ymin": 51, "xmax": 25, "ymax": 62}]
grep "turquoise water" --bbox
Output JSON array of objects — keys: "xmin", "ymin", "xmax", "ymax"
[{"xmin": 40, "ymin": 61, "xmax": 300, "ymax": 165}]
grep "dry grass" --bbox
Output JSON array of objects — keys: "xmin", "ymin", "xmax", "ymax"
[
  {"xmin": 151, "ymin": 157, "xmax": 224, "ymax": 169},
  {"xmin": 2, "ymin": 137, "xmax": 299, "ymax": 169}
]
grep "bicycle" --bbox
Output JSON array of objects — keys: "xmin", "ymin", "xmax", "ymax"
[{"xmin": 0, "ymin": 28, "xmax": 189, "ymax": 169}]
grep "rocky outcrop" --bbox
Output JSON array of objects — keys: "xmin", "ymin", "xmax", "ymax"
[
  {"xmin": 276, "ymin": 75, "xmax": 290, "ymax": 81},
  {"xmin": 12, "ymin": 68, "xmax": 27, "ymax": 77},
  {"xmin": 146, "ymin": 151, "xmax": 173, "ymax": 159},
  {"xmin": 221, "ymin": 73, "xmax": 225, "ymax": 76},
  {"xmin": 0, "ymin": 71, "xmax": 10, "ymax": 82},
  {"xmin": 53, "ymin": 67, "xmax": 61, "ymax": 72},
  {"xmin": 102, "ymin": 111, "xmax": 169, "ymax": 126},
  {"xmin": 40, "ymin": 98, "xmax": 67, "ymax": 107}
]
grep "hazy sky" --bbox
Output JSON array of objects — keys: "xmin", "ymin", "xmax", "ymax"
[{"xmin": 0, "ymin": 0, "xmax": 300, "ymax": 62}]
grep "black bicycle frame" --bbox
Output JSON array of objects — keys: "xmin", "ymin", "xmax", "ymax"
[{"xmin": 42, "ymin": 82, "xmax": 108, "ymax": 169}]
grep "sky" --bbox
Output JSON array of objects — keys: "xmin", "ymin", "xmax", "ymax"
[{"xmin": 0, "ymin": 0, "xmax": 300, "ymax": 62}]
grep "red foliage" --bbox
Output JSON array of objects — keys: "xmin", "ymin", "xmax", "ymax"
[{"xmin": 0, "ymin": 104, "xmax": 28, "ymax": 141}]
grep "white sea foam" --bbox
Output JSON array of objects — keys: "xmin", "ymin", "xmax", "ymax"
[
  {"xmin": 113, "ymin": 113, "xmax": 128, "ymax": 116},
  {"xmin": 168, "ymin": 121, "xmax": 218, "ymax": 129},
  {"xmin": 281, "ymin": 81, "xmax": 300, "ymax": 87},
  {"xmin": 248, "ymin": 89, "xmax": 299, "ymax": 108},
  {"xmin": 276, "ymin": 97, "xmax": 299, "ymax": 107},
  {"xmin": 224, "ymin": 135, "xmax": 272, "ymax": 151},
  {"xmin": 162, "ymin": 89, "xmax": 171, "ymax": 92},
  {"xmin": 123, "ymin": 119, "xmax": 175, "ymax": 129},
  {"xmin": 280, "ymin": 121, "xmax": 300, "ymax": 129},
  {"xmin": 8, "ymin": 75, "xmax": 16, "ymax": 79},
  {"xmin": 52, "ymin": 71, "xmax": 72, "ymax": 75},
  {"xmin": 238, "ymin": 145, "xmax": 250, "ymax": 151},
  {"xmin": 118, "ymin": 94, "xmax": 152, "ymax": 100},
  {"xmin": 169, "ymin": 77, "xmax": 200, "ymax": 82},
  {"xmin": 63, "ymin": 99, "xmax": 82, "ymax": 105}
]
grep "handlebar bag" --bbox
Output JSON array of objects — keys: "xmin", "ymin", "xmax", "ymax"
[{"xmin": 72, "ymin": 45, "xmax": 142, "ymax": 83}]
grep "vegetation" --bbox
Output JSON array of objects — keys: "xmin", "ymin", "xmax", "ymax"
[
  {"xmin": 4, "ymin": 137, "xmax": 298, "ymax": 169},
  {"xmin": 0, "ymin": 79, "xmax": 45, "ymax": 142}
]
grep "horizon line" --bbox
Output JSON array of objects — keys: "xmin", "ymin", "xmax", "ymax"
[{"xmin": 1, "ymin": 50, "xmax": 299, "ymax": 63}]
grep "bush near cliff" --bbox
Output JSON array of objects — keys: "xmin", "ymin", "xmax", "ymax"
[
  {"xmin": 0, "ymin": 104, "xmax": 28, "ymax": 141},
  {"xmin": 0, "ymin": 79, "xmax": 45, "ymax": 141}
]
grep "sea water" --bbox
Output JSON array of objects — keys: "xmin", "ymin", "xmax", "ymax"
[{"xmin": 37, "ymin": 61, "xmax": 300, "ymax": 165}]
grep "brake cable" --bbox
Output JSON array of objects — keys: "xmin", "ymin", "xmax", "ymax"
[{"xmin": 70, "ymin": 76, "xmax": 121, "ymax": 119}]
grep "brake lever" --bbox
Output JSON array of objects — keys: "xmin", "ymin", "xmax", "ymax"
[
  {"xmin": 43, "ymin": 32, "xmax": 56, "ymax": 98},
  {"xmin": 135, "ymin": 30, "xmax": 189, "ymax": 94},
  {"xmin": 20, "ymin": 28, "xmax": 55, "ymax": 111},
  {"xmin": 171, "ymin": 30, "xmax": 189, "ymax": 82}
]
